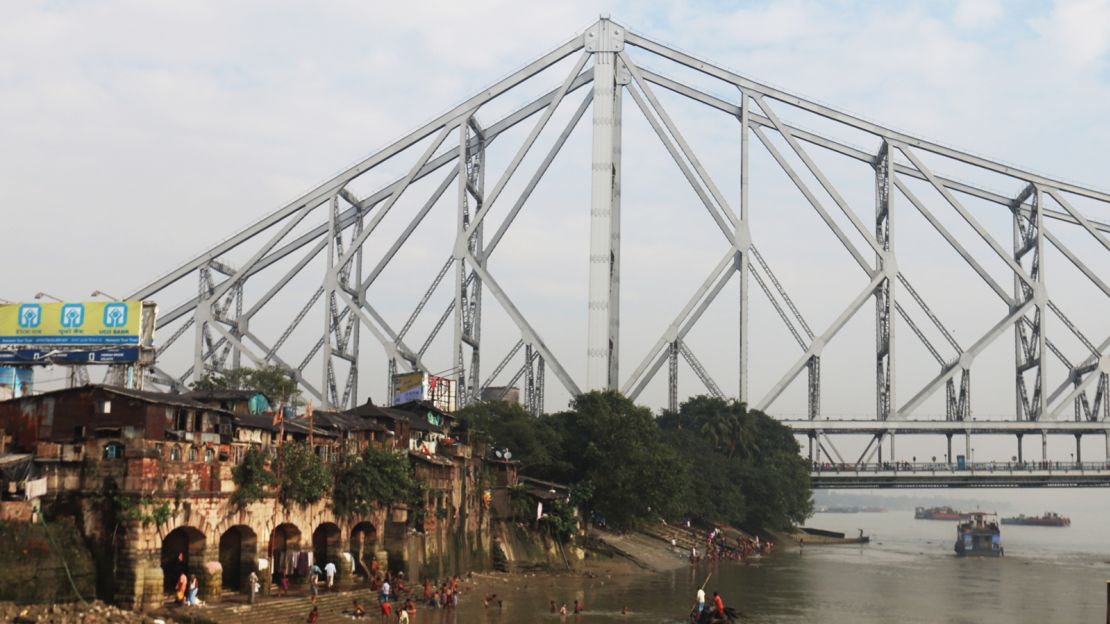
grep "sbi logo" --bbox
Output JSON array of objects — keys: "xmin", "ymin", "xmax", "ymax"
[
  {"xmin": 61, "ymin": 304, "xmax": 85, "ymax": 328},
  {"xmin": 17, "ymin": 304, "xmax": 41, "ymax": 328},
  {"xmin": 104, "ymin": 303, "xmax": 128, "ymax": 328}
]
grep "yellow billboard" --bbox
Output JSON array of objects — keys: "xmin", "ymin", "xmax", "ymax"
[{"xmin": 0, "ymin": 301, "xmax": 142, "ymax": 345}]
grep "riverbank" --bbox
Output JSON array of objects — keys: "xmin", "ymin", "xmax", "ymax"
[{"xmin": 0, "ymin": 600, "xmax": 157, "ymax": 623}]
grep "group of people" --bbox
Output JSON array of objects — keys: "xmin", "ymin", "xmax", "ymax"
[
  {"xmin": 548, "ymin": 598, "xmax": 586, "ymax": 616},
  {"xmin": 687, "ymin": 528, "xmax": 775, "ymax": 563},
  {"xmin": 352, "ymin": 570, "xmax": 469, "ymax": 621},
  {"xmin": 691, "ymin": 587, "xmax": 730, "ymax": 622},
  {"xmin": 173, "ymin": 573, "xmax": 202, "ymax": 607}
]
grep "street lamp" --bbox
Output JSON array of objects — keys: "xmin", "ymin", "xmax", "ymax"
[
  {"xmin": 34, "ymin": 292, "xmax": 63, "ymax": 303},
  {"xmin": 90, "ymin": 290, "xmax": 120, "ymax": 301}
]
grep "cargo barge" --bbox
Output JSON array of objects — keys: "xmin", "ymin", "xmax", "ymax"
[
  {"xmin": 914, "ymin": 506, "xmax": 967, "ymax": 521},
  {"xmin": 1001, "ymin": 512, "xmax": 1070, "ymax": 527},
  {"xmin": 955, "ymin": 512, "xmax": 1002, "ymax": 557}
]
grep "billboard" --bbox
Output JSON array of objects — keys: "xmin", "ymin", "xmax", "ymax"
[
  {"xmin": 0, "ymin": 347, "xmax": 141, "ymax": 364},
  {"xmin": 0, "ymin": 301, "xmax": 142, "ymax": 345},
  {"xmin": 393, "ymin": 372, "xmax": 425, "ymax": 404},
  {"xmin": 390, "ymin": 372, "xmax": 457, "ymax": 412}
]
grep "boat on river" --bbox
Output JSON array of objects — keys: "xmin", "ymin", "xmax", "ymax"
[
  {"xmin": 1001, "ymin": 512, "xmax": 1070, "ymax": 527},
  {"xmin": 914, "ymin": 506, "xmax": 967, "ymax": 521},
  {"xmin": 954, "ymin": 512, "xmax": 1002, "ymax": 557}
]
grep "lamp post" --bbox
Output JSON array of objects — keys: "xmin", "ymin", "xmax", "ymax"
[
  {"xmin": 33, "ymin": 292, "xmax": 64, "ymax": 303},
  {"xmin": 90, "ymin": 290, "xmax": 120, "ymax": 301}
]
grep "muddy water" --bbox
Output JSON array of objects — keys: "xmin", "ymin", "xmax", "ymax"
[{"xmin": 399, "ymin": 510, "xmax": 1109, "ymax": 623}]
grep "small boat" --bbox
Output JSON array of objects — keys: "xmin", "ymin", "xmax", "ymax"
[
  {"xmin": 915, "ymin": 506, "xmax": 967, "ymax": 521},
  {"xmin": 1001, "ymin": 512, "xmax": 1070, "ymax": 527},
  {"xmin": 955, "ymin": 512, "xmax": 1002, "ymax": 557}
]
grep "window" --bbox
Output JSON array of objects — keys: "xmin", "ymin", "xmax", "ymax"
[
  {"xmin": 100, "ymin": 400, "xmax": 111, "ymax": 414},
  {"xmin": 188, "ymin": 447, "xmax": 198, "ymax": 461},
  {"xmin": 204, "ymin": 447, "xmax": 215, "ymax": 463},
  {"xmin": 174, "ymin": 409, "xmax": 188, "ymax": 431},
  {"xmin": 170, "ymin": 446, "xmax": 182, "ymax": 461},
  {"xmin": 103, "ymin": 442, "xmax": 124, "ymax": 460}
]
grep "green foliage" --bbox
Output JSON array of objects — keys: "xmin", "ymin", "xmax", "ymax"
[
  {"xmin": 112, "ymin": 495, "xmax": 172, "ymax": 527},
  {"xmin": 333, "ymin": 446, "xmax": 418, "ymax": 517},
  {"xmin": 507, "ymin": 484, "xmax": 533, "ymax": 524},
  {"xmin": 539, "ymin": 499, "xmax": 578, "ymax": 541},
  {"xmin": 659, "ymin": 396, "xmax": 813, "ymax": 531},
  {"xmin": 453, "ymin": 392, "xmax": 811, "ymax": 533},
  {"xmin": 279, "ymin": 443, "xmax": 331, "ymax": 506},
  {"xmin": 456, "ymin": 401, "xmax": 567, "ymax": 476},
  {"xmin": 231, "ymin": 447, "xmax": 277, "ymax": 510},
  {"xmin": 190, "ymin": 365, "xmax": 302, "ymax": 406},
  {"xmin": 549, "ymin": 391, "xmax": 687, "ymax": 531}
]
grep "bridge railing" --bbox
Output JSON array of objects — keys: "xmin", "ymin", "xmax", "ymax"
[{"xmin": 811, "ymin": 461, "xmax": 1110, "ymax": 474}]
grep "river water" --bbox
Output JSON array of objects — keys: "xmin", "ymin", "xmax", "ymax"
[{"xmin": 406, "ymin": 508, "xmax": 1110, "ymax": 624}]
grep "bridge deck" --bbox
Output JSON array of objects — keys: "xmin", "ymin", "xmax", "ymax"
[{"xmin": 811, "ymin": 462, "xmax": 1110, "ymax": 488}]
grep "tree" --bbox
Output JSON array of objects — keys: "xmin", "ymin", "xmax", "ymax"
[
  {"xmin": 333, "ymin": 446, "xmax": 417, "ymax": 517},
  {"xmin": 190, "ymin": 365, "xmax": 302, "ymax": 406},
  {"xmin": 549, "ymin": 391, "xmax": 686, "ymax": 530},
  {"xmin": 660, "ymin": 395, "xmax": 813, "ymax": 531},
  {"xmin": 456, "ymin": 401, "xmax": 568, "ymax": 478},
  {"xmin": 231, "ymin": 447, "xmax": 277, "ymax": 510},
  {"xmin": 278, "ymin": 442, "xmax": 331, "ymax": 506}
]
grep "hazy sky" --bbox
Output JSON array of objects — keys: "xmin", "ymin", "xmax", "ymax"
[{"xmin": 2, "ymin": 1, "xmax": 1108, "ymax": 462}]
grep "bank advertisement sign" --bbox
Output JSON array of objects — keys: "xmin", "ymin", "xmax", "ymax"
[{"xmin": 0, "ymin": 301, "xmax": 142, "ymax": 345}]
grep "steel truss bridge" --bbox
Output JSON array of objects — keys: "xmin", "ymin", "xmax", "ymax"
[{"xmin": 124, "ymin": 19, "xmax": 1110, "ymax": 487}]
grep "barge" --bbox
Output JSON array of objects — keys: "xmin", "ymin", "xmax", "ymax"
[
  {"xmin": 955, "ymin": 511, "xmax": 1002, "ymax": 557},
  {"xmin": 1001, "ymin": 512, "xmax": 1070, "ymax": 527}
]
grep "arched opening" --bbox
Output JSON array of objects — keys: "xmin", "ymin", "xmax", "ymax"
[
  {"xmin": 349, "ymin": 522, "xmax": 377, "ymax": 577},
  {"xmin": 218, "ymin": 525, "xmax": 257, "ymax": 591},
  {"xmin": 312, "ymin": 522, "xmax": 341, "ymax": 571},
  {"xmin": 269, "ymin": 523, "xmax": 303, "ymax": 581},
  {"xmin": 161, "ymin": 526, "xmax": 206, "ymax": 594}
]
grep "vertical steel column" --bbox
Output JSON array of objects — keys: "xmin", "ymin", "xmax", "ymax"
[
  {"xmin": 454, "ymin": 117, "xmax": 486, "ymax": 408},
  {"xmin": 232, "ymin": 285, "xmax": 243, "ymax": 369},
  {"xmin": 807, "ymin": 357, "xmax": 821, "ymax": 420},
  {"xmin": 323, "ymin": 195, "xmax": 338, "ymax": 410},
  {"xmin": 946, "ymin": 433, "xmax": 953, "ymax": 464},
  {"xmin": 535, "ymin": 355, "xmax": 545, "ymax": 415},
  {"xmin": 525, "ymin": 344, "xmax": 536, "ymax": 413},
  {"xmin": 737, "ymin": 91, "xmax": 751, "ymax": 403},
  {"xmin": 468, "ymin": 120, "xmax": 485, "ymax": 405},
  {"xmin": 875, "ymin": 142, "xmax": 895, "ymax": 420},
  {"xmin": 1076, "ymin": 434, "xmax": 1082, "ymax": 465},
  {"xmin": 668, "ymin": 340, "xmax": 679, "ymax": 412},
  {"xmin": 193, "ymin": 267, "xmax": 211, "ymax": 381},
  {"xmin": 585, "ymin": 18, "xmax": 623, "ymax": 390},
  {"xmin": 1017, "ymin": 434, "xmax": 1024, "ymax": 463},
  {"xmin": 1042, "ymin": 431, "xmax": 1048, "ymax": 463},
  {"xmin": 386, "ymin": 358, "xmax": 397, "ymax": 406},
  {"xmin": 1014, "ymin": 186, "xmax": 1046, "ymax": 420},
  {"xmin": 323, "ymin": 195, "xmax": 363, "ymax": 409}
]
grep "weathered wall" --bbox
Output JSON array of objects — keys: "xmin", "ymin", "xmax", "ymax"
[
  {"xmin": 491, "ymin": 521, "xmax": 581, "ymax": 573},
  {"xmin": 0, "ymin": 517, "xmax": 97, "ymax": 604}
]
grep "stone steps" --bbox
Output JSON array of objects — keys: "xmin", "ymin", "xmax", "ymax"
[{"xmin": 159, "ymin": 586, "xmax": 384, "ymax": 624}]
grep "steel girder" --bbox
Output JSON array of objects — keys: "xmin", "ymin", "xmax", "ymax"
[{"xmin": 127, "ymin": 18, "xmax": 1107, "ymax": 434}]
